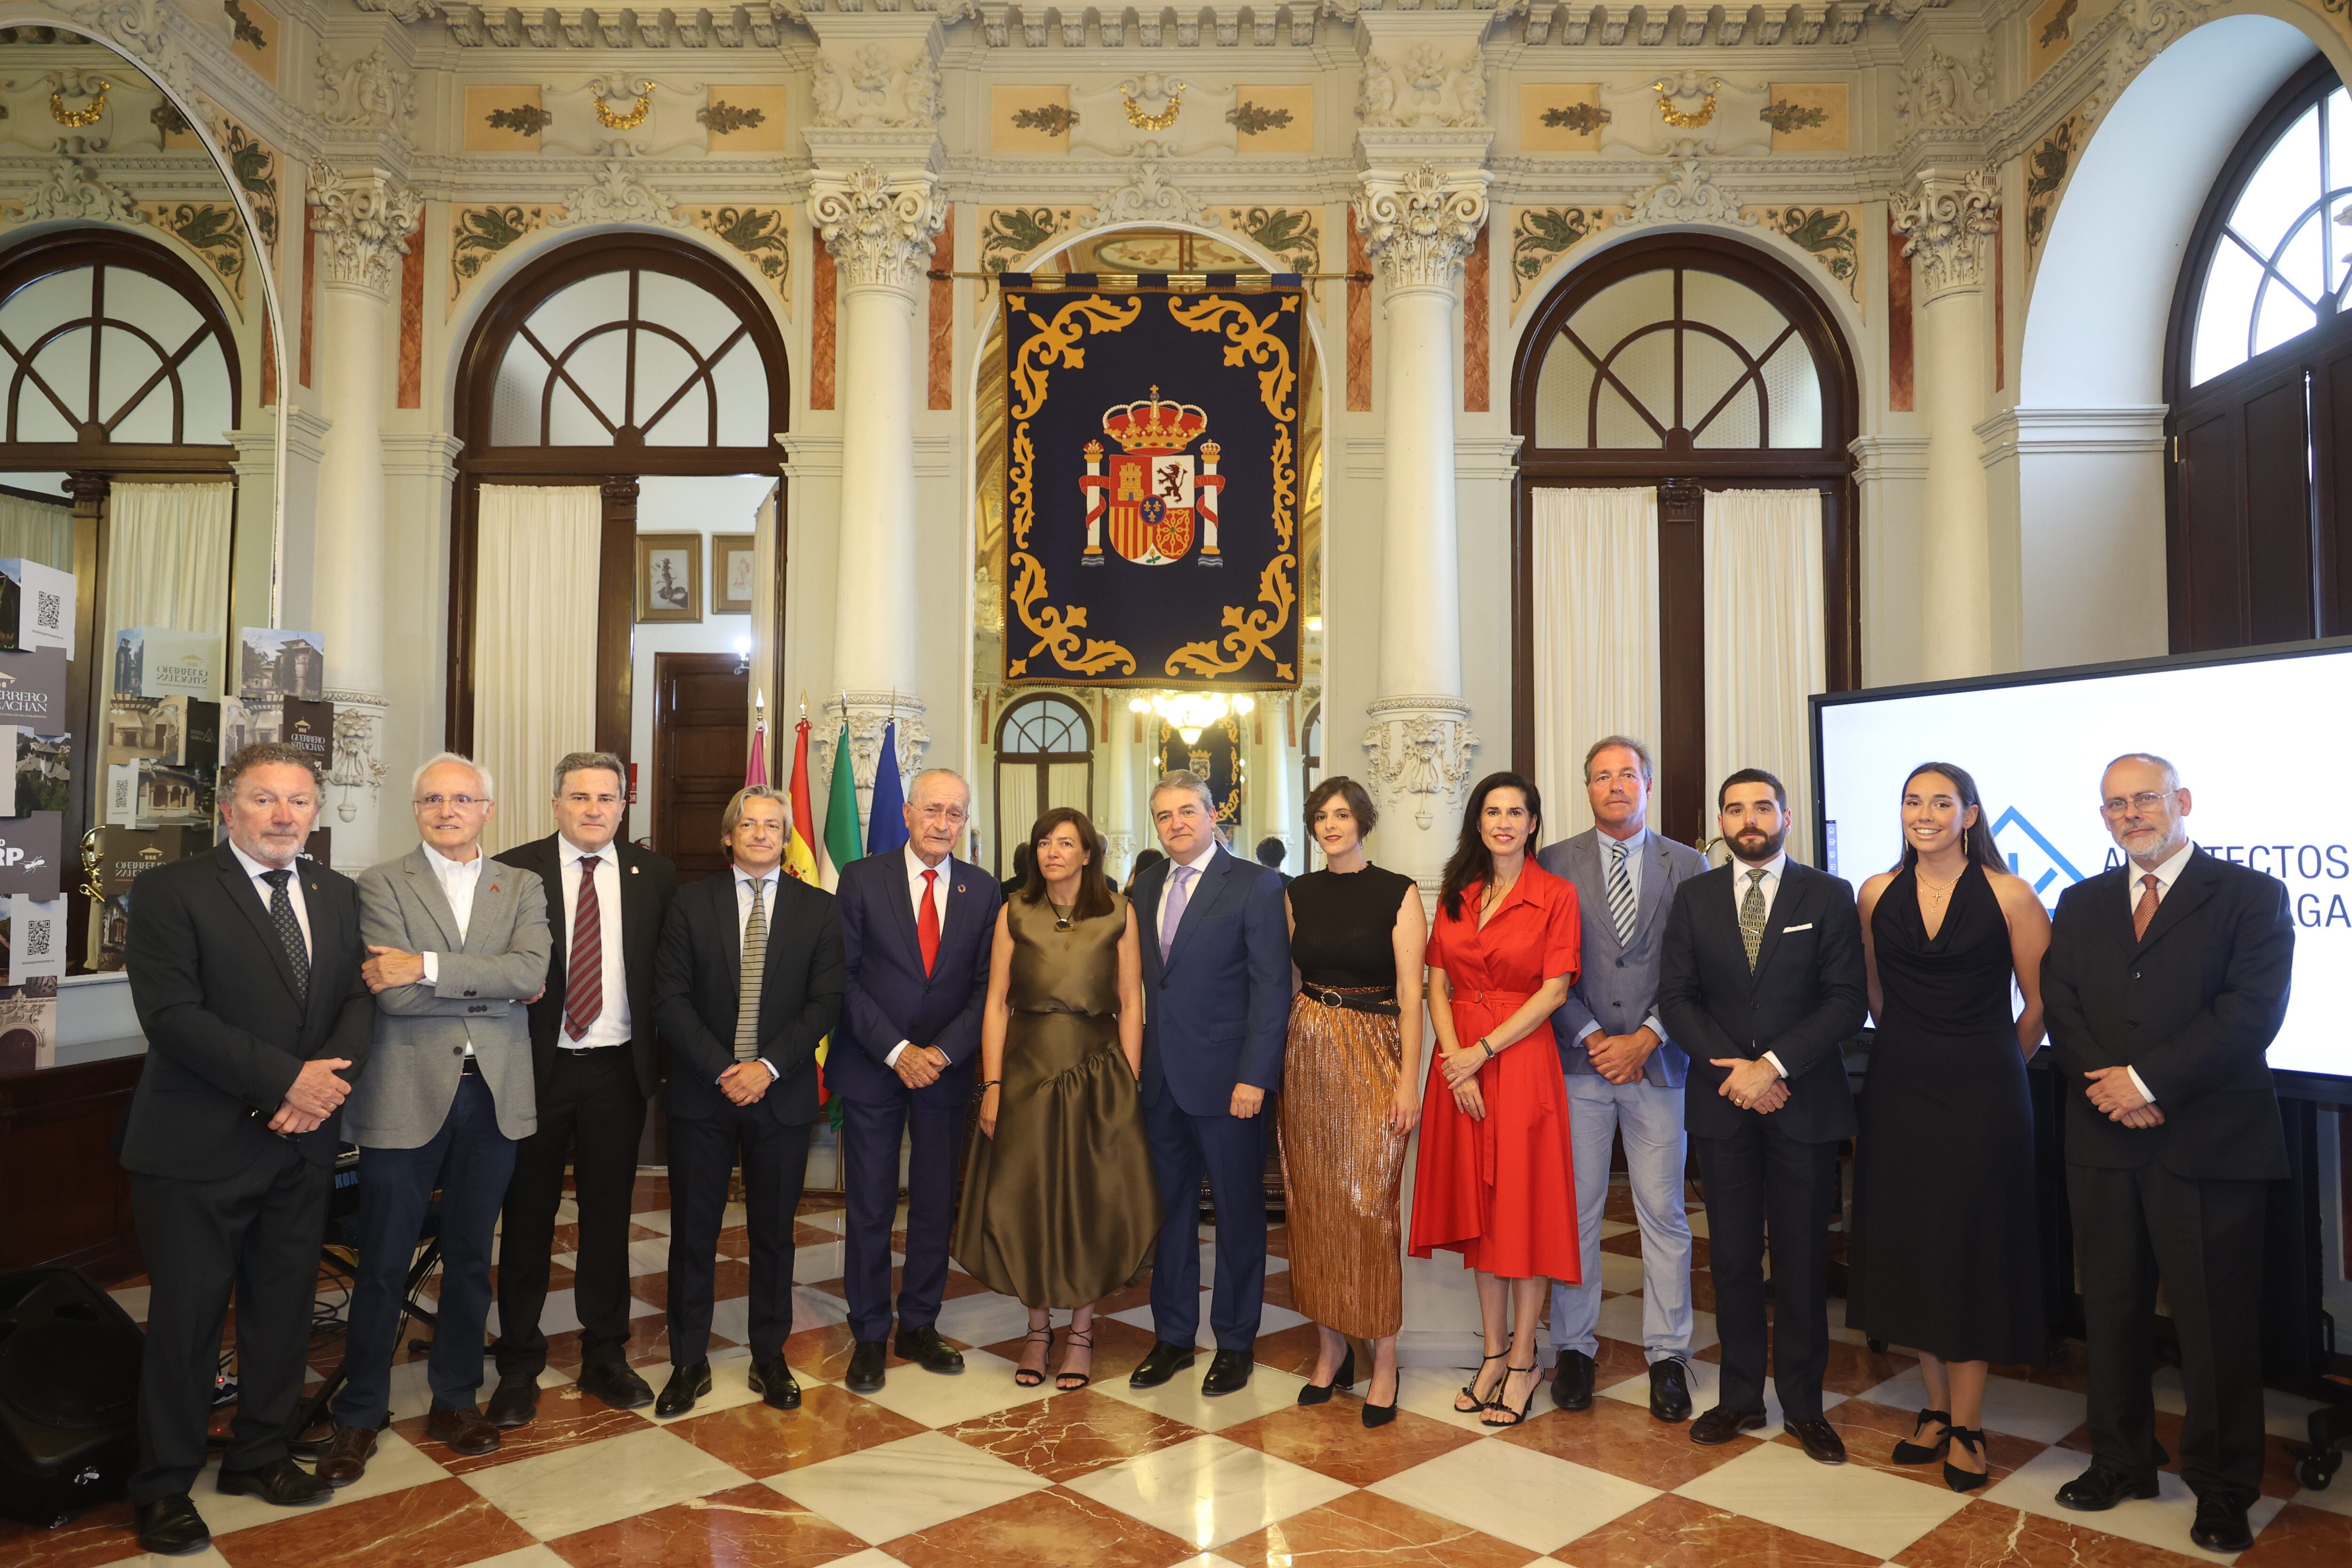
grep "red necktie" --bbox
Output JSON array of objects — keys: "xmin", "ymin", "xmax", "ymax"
[
  {"xmin": 919, "ymin": 868, "xmax": 941, "ymax": 976},
  {"xmin": 563, "ymin": 855, "xmax": 604, "ymax": 1039}
]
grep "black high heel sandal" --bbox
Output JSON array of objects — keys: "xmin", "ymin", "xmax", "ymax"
[
  {"xmin": 1483, "ymin": 1363, "xmax": 1540, "ymax": 1427},
  {"xmin": 1362, "ymin": 1365, "xmax": 1399, "ymax": 1429},
  {"xmin": 1056, "ymin": 1330, "xmax": 1094, "ymax": 1392},
  {"xmin": 1891, "ymin": 1408, "xmax": 1952, "ymax": 1465},
  {"xmin": 1454, "ymin": 1352, "xmax": 1505, "ymax": 1414},
  {"xmin": 1298, "ymin": 1346, "xmax": 1357, "ymax": 1406},
  {"xmin": 1013, "ymin": 1326, "xmax": 1053, "ymax": 1388},
  {"xmin": 1944, "ymin": 1426, "xmax": 1991, "ymax": 1493}
]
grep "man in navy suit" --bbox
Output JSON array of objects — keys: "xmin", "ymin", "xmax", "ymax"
[
  {"xmin": 1128, "ymin": 770, "xmax": 1291, "ymax": 1396},
  {"xmin": 831, "ymin": 768, "xmax": 1003, "ymax": 1393}
]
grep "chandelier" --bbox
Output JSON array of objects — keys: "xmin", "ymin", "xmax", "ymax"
[{"xmin": 1129, "ymin": 690, "xmax": 1254, "ymax": 745}]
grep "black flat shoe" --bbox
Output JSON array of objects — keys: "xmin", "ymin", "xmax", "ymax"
[
  {"xmin": 134, "ymin": 1496, "xmax": 211, "ymax": 1555},
  {"xmin": 893, "ymin": 1324, "xmax": 966, "ymax": 1375},
  {"xmin": 1129, "ymin": 1340, "xmax": 1198, "ymax": 1389},
  {"xmin": 1298, "ymin": 1345, "xmax": 1356, "ymax": 1405},
  {"xmin": 655, "ymin": 1360, "xmax": 712, "ymax": 1418},
  {"xmin": 1690, "ymin": 1404, "xmax": 1767, "ymax": 1445},
  {"xmin": 2056, "ymin": 1465, "xmax": 2160, "ymax": 1512},
  {"xmin": 2190, "ymin": 1495, "xmax": 2254, "ymax": 1552},
  {"xmin": 1944, "ymin": 1426, "xmax": 1991, "ymax": 1492},
  {"xmin": 845, "ymin": 1340, "xmax": 888, "ymax": 1393},
  {"xmin": 216, "ymin": 1455, "xmax": 331, "ymax": 1505},
  {"xmin": 1552, "ymin": 1348, "xmax": 1595, "ymax": 1412},
  {"xmin": 1202, "ymin": 1349, "xmax": 1253, "ymax": 1396},
  {"xmin": 486, "ymin": 1375, "xmax": 540, "ymax": 1428},
  {"xmin": 574, "ymin": 1359, "xmax": 654, "ymax": 1412},
  {"xmin": 747, "ymin": 1357, "xmax": 800, "ymax": 1410},
  {"xmin": 1786, "ymin": 1417, "xmax": 1848, "ymax": 1466},
  {"xmin": 1648, "ymin": 1357, "xmax": 1693, "ymax": 1423},
  {"xmin": 1891, "ymin": 1407, "xmax": 1951, "ymax": 1465}
]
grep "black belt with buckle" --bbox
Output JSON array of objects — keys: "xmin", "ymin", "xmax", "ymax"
[{"xmin": 1301, "ymin": 984, "xmax": 1400, "ymax": 1017}]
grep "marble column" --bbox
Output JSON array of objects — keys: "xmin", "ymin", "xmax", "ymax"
[
  {"xmin": 808, "ymin": 144, "xmax": 944, "ymax": 812},
  {"xmin": 1893, "ymin": 169, "xmax": 1999, "ymax": 681},
  {"xmin": 305, "ymin": 163, "xmax": 421, "ymax": 869},
  {"xmin": 1355, "ymin": 155, "xmax": 1489, "ymax": 885}
]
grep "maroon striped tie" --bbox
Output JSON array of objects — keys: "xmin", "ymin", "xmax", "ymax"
[{"xmin": 563, "ymin": 855, "xmax": 604, "ymax": 1040}]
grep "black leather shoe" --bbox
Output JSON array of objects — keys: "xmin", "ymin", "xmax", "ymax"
[
  {"xmin": 1785, "ymin": 1417, "xmax": 1847, "ymax": 1465},
  {"xmin": 893, "ymin": 1324, "xmax": 966, "ymax": 1376},
  {"xmin": 216, "ymin": 1455, "xmax": 332, "ymax": 1505},
  {"xmin": 1689, "ymin": 1405, "xmax": 1767, "ymax": 1445},
  {"xmin": 1129, "ymin": 1340, "xmax": 1198, "ymax": 1389},
  {"xmin": 1648, "ymin": 1358, "xmax": 1694, "ymax": 1422},
  {"xmin": 486, "ymin": 1375, "xmax": 540, "ymax": 1427},
  {"xmin": 655, "ymin": 1361, "xmax": 712, "ymax": 1418},
  {"xmin": 2055, "ymin": 1465, "xmax": 2161, "ymax": 1512},
  {"xmin": 747, "ymin": 1357, "xmax": 801, "ymax": 1409},
  {"xmin": 846, "ymin": 1340, "xmax": 888, "ymax": 1393},
  {"xmin": 2189, "ymin": 1496, "xmax": 2254, "ymax": 1552},
  {"xmin": 1552, "ymin": 1349, "xmax": 1595, "ymax": 1412},
  {"xmin": 574, "ymin": 1358, "xmax": 654, "ymax": 1412},
  {"xmin": 1201, "ymin": 1349, "xmax": 1253, "ymax": 1396},
  {"xmin": 134, "ymin": 1496, "xmax": 211, "ymax": 1554}
]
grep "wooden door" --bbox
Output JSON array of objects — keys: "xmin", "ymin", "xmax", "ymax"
[{"xmin": 652, "ymin": 653, "xmax": 747, "ymax": 881}]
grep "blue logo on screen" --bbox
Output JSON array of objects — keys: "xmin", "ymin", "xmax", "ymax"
[{"xmin": 1989, "ymin": 807, "xmax": 2088, "ymax": 901}]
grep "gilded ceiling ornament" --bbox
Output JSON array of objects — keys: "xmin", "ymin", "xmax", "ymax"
[
  {"xmin": 49, "ymin": 78, "xmax": 110, "ymax": 128},
  {"xmin": 1655, "ymin": 91, "xmax": 1716, "ymax": 130},
  {"xmin": 1122, "ymin": 78, "xmax": 1184, "ymax": 131},
  {"xmin": 592, "ymin": 78, "xmax": 655, "ymax": 131}
]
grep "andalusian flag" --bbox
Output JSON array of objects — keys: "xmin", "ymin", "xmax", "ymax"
[
  {"xmin": 782, "ymin": 713, "xmax": 818, "ymax": 887},
  {"xmin": 819, "ymin": 716, "xmax": 859, "ymax": 891}
]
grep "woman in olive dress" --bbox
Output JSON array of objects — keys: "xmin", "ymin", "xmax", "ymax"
[
  {"xmin": 951, "ymin": 806, "xmax": 1160, "ymax": 1392},
  {"xmin": 1280, "ymin": 777, "xmax": 1426, "ymax": 1427}
]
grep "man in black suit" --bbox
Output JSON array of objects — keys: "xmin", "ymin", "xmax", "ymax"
[
  {"xmin": 651, "ymin": 783, "xmax": 844, "ymax": 1417},
  {"xmin": 1658, "ymin": 767, "xmax": 1865, "ymax": 1464},
  {"xmin": 2042, "ymin": 753, "xmax": 2293, "ymax": 1554},
  {"xmin": 488, "ymin": 751, "xmax": 678, "ymax": 1424},
  {"xmin": 119, "ymin": 744, "xmax": 375, "ymax": 1554},
  {"xmin": 830, "ymin": 768, "xmax": 1001, "ymax": 1393}
]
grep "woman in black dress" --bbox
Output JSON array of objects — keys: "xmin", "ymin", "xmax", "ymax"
[{"xmin": 1849, "ymin": 761, "xmax": 2052, "ymax": 1491}]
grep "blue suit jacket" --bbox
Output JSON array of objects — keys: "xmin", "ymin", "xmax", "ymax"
[
  {"xmin": 830, "ymin": 848, "xmax": 1003, "ymax": 1106},
  {"xmin": 1134, "ymin": 846, "xmax": 1292, "ymax": 1116}
]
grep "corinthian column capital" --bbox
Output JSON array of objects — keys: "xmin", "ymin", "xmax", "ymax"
[
  {"xmin": 809, "ymin": 161, "xmax": 946, "ymax": 294},
  {"xmin": 307, "ymin": 163, "xmax": 424, "ymax": 299},
  {"xmin": 1355, "ymin": 163, "xmax": 1491, "ymax": 294},
  {"xmin": 1891, "ymin": 167, "xmax": 2000, "ymax": 301}
]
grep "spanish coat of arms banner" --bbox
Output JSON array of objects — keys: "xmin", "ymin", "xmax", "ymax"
[{"xmin": 1000, "ymin": 281, "xmax": 1305, "ymax": 689}]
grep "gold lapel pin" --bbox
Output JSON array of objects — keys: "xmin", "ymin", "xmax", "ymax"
[
  {"xmin": 956, "ymin": 883, "xmax": 966, "ymax": 893},
  {"xmin": 630, "ymin": 866, "xmax": 639, "ymax": 875}
]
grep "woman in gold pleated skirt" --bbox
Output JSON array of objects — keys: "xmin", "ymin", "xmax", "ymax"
[
  {"xmin": 952, "ymin": 806, "xmax": 1159, "ymax": 1393},
  {"xmin": 1279, "ymin": 777, "xmax": 1428, "ymax": 1426}
]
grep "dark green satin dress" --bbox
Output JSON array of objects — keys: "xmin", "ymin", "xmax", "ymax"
[{"xmin": 951, "ymin": 891, "xmax": 1162, "ymax": 1307}]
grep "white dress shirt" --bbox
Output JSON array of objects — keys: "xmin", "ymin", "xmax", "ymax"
[
  {"xmin": 1156, "ymin": 839, "xmax": 1222, "ymax": 937},
  {"xmin": 1729, "ymin": 850, "xmax": 1793, "ymax": 1080},
  {"xmin": 1574, "ymin": 827, "xmax": 1667, "ymax": 1046},
  {"xmin": 2118, "ymin": 840, "xmax": 2196, "ymax": 1105},
  {"xmin": 732, "ymin": 865, "xmax": 782, "ymax": 1081},
  {"xmin": 229, "ymin": 840, "xmax": 310, "ymax": 956},
  {"xmin": 556, "ymin": 837, "xmax": 629, "ymax": 1051},
  {"xmin": 419, "ymin": 842, "xmax": 485, "ymax": 1053},
  {"xmin": 886, "ymin": 843, "xmax": 954, "ymax": 1070}
]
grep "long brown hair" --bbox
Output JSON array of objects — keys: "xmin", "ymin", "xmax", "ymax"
[
  {"xmin": 1020, "ymin": 806, "xmax": 1117, "ymax": 920},
  {"xmin": 1895, "ymin": 762, "xmax": 2004, "ymax": 873},
  {"xmin": 1439, "ymin": 772, "xmax": 1543, "ymax": 922}
]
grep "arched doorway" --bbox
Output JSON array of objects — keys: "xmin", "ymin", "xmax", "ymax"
[
  {"xmin": 991, "ymin": 692, "xmax": 1094, "ymax": 880},
  {"xmin": 1509, "ymin": 233, "xmax": 1859, "ymax": 844},
  {"xmin": 447, "ymin": 234, "xmax": 788, "ymax": 850}
]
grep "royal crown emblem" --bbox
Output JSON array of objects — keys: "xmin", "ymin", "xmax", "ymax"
[{"xmin": 1080, "ymin": 386, "xmax": 1226, "ymax": 568}]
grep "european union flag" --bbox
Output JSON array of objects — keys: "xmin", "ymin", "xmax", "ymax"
[{"xmin": 866, "ymin": 719, "xmax": 908, "ymax": 856}]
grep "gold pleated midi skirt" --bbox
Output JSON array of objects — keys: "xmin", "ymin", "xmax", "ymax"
[{"xmin": 1277, "ymin": 993, "xmax": 1408, "ymax": 1340}]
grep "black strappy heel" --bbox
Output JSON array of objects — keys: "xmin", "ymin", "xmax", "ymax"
[
  {"xmin": 1298, "ymin": 1345, "xmax": 1356, "ymax": 1406},
  {"xmin": 1945, "ymin": 1426, "xmax": 1991, "ymax": 1492},
  {"xmin": 1056, "ymin": 1330, "xmax": 1094, "ymax": 1392},
  {"xmin": 1483, "ymin": 1363, "xmax": 1541, "ymax": 1427},
  {"xmin": 1892, "ymin": 1408, "xmax": 1952, "ymax": 1464},
  {"xmin": 1454, "ymin": 1352, "xmax": 1506, "ymax": 1413},
  {"xmin": 1013, "ymin": 1326, "xmax": 1052, "ymax": 1388}
]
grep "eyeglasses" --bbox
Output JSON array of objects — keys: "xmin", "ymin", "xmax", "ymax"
[
  {"xmin": 416, "ymin": 794, "xmax": 488, "ymax": 810},
  {"xmin": 2100, "ymin": 789, "xmax": 2176, "ymax": 818},
  {"xmin": 914, "ymin": 804, "xmax": 969, "ymax": 824}
]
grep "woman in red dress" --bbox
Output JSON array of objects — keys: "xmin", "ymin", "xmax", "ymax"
[{"xmin": 1409, "ymin": 770, "xmax": 1582, "ymax": 1428}]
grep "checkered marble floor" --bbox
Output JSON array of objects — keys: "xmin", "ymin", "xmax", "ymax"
[{"xmin": 13, "ymin": 1173, "xmax": 2352, "ymax": 1568}]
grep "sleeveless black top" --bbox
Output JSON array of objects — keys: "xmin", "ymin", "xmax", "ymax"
[
  {"xmin": 1288, "ymin": 865, "xmax": 1416, "ymax": 989},
  {"xmin": 1870, "ymin": 861, "xmax": 2016, "ymax": 1035}
]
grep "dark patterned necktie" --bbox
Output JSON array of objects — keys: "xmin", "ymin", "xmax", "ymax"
[
  {"xmin": 262, "ymin": 868, "xmax": 309, "ymax": 1002},
  {"xmin": 1608, "ymin": 839, "xmax": 1637, "ymax": 947},
  {"xmin": 734, "ymin": 877, "xmax": 769, "ymax": 1062},
  {"xmin": 564, "ymin": 855, "xmax": 604, "ymax": 1040},
  {"xmin": 1740, "ymin": 868, "xmax": 1768, "ymax": 972}
]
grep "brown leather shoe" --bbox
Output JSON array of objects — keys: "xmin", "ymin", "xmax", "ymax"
[
  {"xmin": 315, "ymin": 1422, "xmax": 379, "ymax": 1487},
  {"xmin": 425, "ymin": 1404, "xmax": 501, "ymax": 1457}
]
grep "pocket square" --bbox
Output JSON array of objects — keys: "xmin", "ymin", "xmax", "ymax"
[{"xmin": 1780, "ymin": 922, "xmax": 1814, "ymax": 932}]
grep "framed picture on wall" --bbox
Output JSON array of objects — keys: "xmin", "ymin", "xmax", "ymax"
[
  {"xmin": 713, "ymin": 533, "xmax": 756, "ymax": 614},
  {"xmin": 636, "ymin": 533, "xmax": 702, "ymax": 623}
]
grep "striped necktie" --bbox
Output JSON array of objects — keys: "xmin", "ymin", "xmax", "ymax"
[
  {"xmin": 734, "ymin": 876, "xmax": 769, "ymax": 1062},
  {"xmin": 1740, "ymin": 868, "xmax": 1768, "ymax": 971},
  {"xmin": 1608, "ymin": 839, "xmax": 1637, "ymax": 948}
]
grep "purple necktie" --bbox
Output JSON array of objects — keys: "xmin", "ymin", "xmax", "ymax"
[{"xmin": 1161, "ymin": 864, "xmax": 1197, "ymax": 963}]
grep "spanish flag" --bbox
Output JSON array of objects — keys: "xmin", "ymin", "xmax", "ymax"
[{"xmin": 784, "ymin": 711, "xmax": 819, "ymax": 887}]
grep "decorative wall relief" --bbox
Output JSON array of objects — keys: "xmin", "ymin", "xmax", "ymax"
[
  {"xmin": 2024, "ymin": 100, "xmax": 2094, "ymax": 273},
  {"xmin": 142, "ymin": 200, "xmax": 246, "ymax": 303},
  {"xmin": 1596, "ymin": 73, "xmax": 1769, "ymax": 157},
  {"xmin": 1510, "ymin": 207, "xmax": 1612, "ymax": 305},
  {"xmin": 993, "ymin": 85, "xmax": 1074, "ymax": 151},
  {"xmin": 214, "ymin": 114, "xmax": 278, "ymax": 257},
  {"xmin": 1519, "ymin": 83, "xmax": 1607, "ymax": 152},
  {"xmin": 220, "ymin": 0, "xmax": 279, "ymax": 86},
  {"xmin": 1895, "ymin": 45, "xmax": 1994, "ymax": 131},
  {"xmin": 317, "ymin": 44, "xmax": 417, "ymax": 143},
  {"xmin": 977, "ymin": 205, "xmax": 1090, "ymax": 307},
  {"xmin": 449, "ymin": 203, "xmax": 555, "ymax": 307},
  {"xmin": 464, "ymin": 85, "xmax": 546, "ymax": 151},
  {"xmin": 550, "ymin": 152, "xmax": 689, "ymax": 231},
  {"xmin": 691, "ymin": 205, "xmax": 790, "ymax": 306},
  {"xmin": 1622, "ymin": 159, "xmax": 1755, "ymax": 230},
  {"xmin": 699, "ymin": 84, "xmax": 787, "ymax": 152},
  {"xmin": 2029, "ymin": 0, "xmax": 2093, "ymax": 82},
  {"xmin": 1223, "ymin": 206, "xmax": 1320, "ymax": 277},
  {"xmin": 1762, "ymin": 83, "xmax": 1847, "ymax": 151},
  {"xmin": 1357, "ymin": 45, "xmax": 1488, "ymax": 129},
  {"xmin": 1747, "ymin": 205, "xmax": 1865, "ymax": 311},
  {"xmin": 1227, "ymin": 85, "xmax": 1312, "ymax": 153},
  {"xmin": 17, "ymin": 158, "xmax": 140, "ymax": 225},
  {"xmin": 811, "ymin": 42, "xmax": 943, "ymax": 130}
]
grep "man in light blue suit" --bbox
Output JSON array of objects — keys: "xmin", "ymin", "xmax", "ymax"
[
  {"xmin": 1535, "ymin": 736, "xmax": 1710, "ymax": 1423},
  {"xmin": 1128, "ymin": 770, "xmax": 1291, "ymax": 1397}
]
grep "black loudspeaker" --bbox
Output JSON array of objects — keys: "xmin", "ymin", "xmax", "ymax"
[{"xmin": 0, "ymin": 1268, "xmax": 143, "ymax": 1527}]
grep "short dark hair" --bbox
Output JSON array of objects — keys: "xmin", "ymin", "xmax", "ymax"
[
  {"xmin": 1303, "ymin": 774, "xmax": 1378, "ymax": 837},
  {"xmin": 552, "ymin": 750, "xmax": 626, "ymax": 798},
  {"xmin": 1020, "ymin": 806, "xmax": 1116, "ymax": 920},
  {"xmin": 222, "ymin": 742, "xmax": 325, "ymax": 798},
  {"xmin": 1717, "ymin": 767, "xmax": 1788, "ymax": 812},
  {"xmin": 1254, "ymin": 836, "xmax": 1286, "ymax": 869}
]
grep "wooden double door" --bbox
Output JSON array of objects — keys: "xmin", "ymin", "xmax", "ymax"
[{"xmin": 651, "ymin": 653, "xmax": 748, "ymax": 881}]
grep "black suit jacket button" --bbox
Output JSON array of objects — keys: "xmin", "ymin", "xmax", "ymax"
[
  {"xmin": 2131, "ymin": 971, "xmax": 2140, "ymax": 980},
  {"xmin": 1615, "ymin": 958, "xmax": 1625, "ymax": 968},
  {"xmin": 452, "ymin": 1045, "xmax": 464, "ymax": 1054},
  {"xmin": 464, "ymin": 989, "xmax": 477, "ymax": 997}
]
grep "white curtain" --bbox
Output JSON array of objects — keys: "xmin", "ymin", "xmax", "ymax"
[
  {"xmin": 1045, "ymin": 760, "xmax": 1090, "ymax": 814},
  {"xmin": 1531, "ymin": 487, "xmax": 1661, "ymax": 839},
  {"xmin": 474, "ymin": 485, "xmax": 602, "ymax": 854},
  {"xmin": 997, "ymin": 764, "xmax": 1039, "ymax": 877},
  {"xmin": 1703, "ymin": 488, "xmax": 1826, "ymax": 863},
  {"xmin": 0, "ymin": 493, "xmax": 72, "ymax": 571},
  {"xmin": 104, "ymin": 482, "xmax": 234, "ymax": 678}
]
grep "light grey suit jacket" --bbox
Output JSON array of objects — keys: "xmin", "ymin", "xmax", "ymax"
[
  {"xmin": 1537, "ymin": 826, "xmax": 1711, "ymax": 1089},
  {"xmin": 343, "ymin": 845, "xmax": 550, "ymax": 1149}
]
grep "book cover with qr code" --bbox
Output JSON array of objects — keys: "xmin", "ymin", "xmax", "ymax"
[{"xmin": 0, "ymin": 558, "xmax": 73, "ymax": 660}]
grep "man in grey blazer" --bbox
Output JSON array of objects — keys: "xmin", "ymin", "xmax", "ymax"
[
  {"xmin": 318, "ymin": 752, "xmax": 549, "ymax": 1482},
  {"xmin": 1535, "ymin": 736, "xmax": 1710, "ymax": 1422}
]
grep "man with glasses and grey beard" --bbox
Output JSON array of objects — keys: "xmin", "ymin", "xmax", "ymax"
[{"xmin": 2042, "ymin": 753, "xmax": 2294, "ymax": 1554}]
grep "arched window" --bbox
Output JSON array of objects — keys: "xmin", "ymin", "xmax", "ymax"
[
  {"xmin": 2167, "ymin": 56, "xmax": 2352, "ymax": 651},
  {"xmin": 993, "ymin": 693, "xmax": 1093, "ymax": 881}
]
